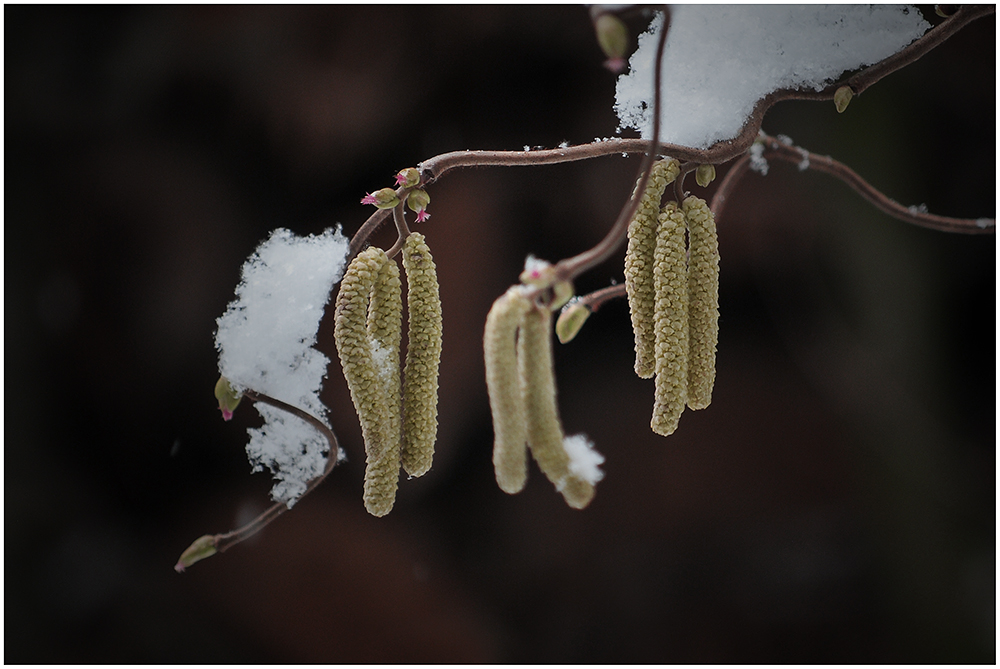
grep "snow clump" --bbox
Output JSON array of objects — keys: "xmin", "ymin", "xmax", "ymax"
[{"xmin": 215, "ymin": 227, "xmax": 349, "ymax": 506}]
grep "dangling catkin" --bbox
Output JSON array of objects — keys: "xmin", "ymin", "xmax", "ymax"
[
  {"xmin": 625, "ymin": 158, "xmax": 680, "ymax": 378},
  {"xmin": 334, "ymin": 247, "xmax": 403, "ymax": 517},
  {"xmin": 682, "ymin": 195, "xmax": 720, "ymax": 410},
  {"xmin": 484, "ymin": 287, "xmax": 532, "ymax": 494},
  {"xmin": 651, "ymin": 202, "xmax": 689, "ymax": 436},
  {"xmin": 400, "ymin": 232, "xmax": 443, "ymax": 478},
  {"xmin": 364, "ymin": 257, "xmax": 403, "ymax": 516},
  {"xmin": 519, "ymin": 305, "xmax": 594, "ymax": 509}
]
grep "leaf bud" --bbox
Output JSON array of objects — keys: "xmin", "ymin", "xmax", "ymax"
[
  {"xmin": 595, "ymin": 14, "xmax": 628, "ymax": 66},
  {"xmin": 214, "ymin": 376, "xmax": 242, "ymax": 421},
  {"xmin": 695, "ymin": 164, "xmax": 717, "ymax": 188},
  {"xmin": 834, "ymin": 86, "xmax": 853, "ymax": 114},
  {"xmin": 406, "ymin": 188, "xmax": 431, "ymax": 217},
  {"xmin": 556, "ymin": 301, "xmax": 591, "ymax": 344},
  {"xmin": 174, "ymin": 535, "xmax": 217, "ymax": 572},
  {"xmin": 550, "ymin": 280, "xmax": 574, "ymax": 310}
]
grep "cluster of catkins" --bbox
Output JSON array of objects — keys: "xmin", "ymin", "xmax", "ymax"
[
  {"xmin": 484, "ymin": 268, "xmax": 598, "ymax": 510},
  {"xmin": 334, "ymin": 232, "xmax": 443, "ymax": 516},
  {"xmin": 624, "ymin": 158, "xmax": 720, "ymax": 436}
]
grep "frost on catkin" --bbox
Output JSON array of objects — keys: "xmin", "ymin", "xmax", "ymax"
[
  {"xmin": 519, "ymin": 305, "xmax": 594, "ymax": 509},
  {"xmin": 400, "ymin": 232, "xmax": 443, "ymax": 478},
  {"xmin": 484, "ymin": 288, "xmax": 532, "ymax": 494},
  {"xmin": 682, "ymin": 195, "xmax": 720, "ymax": 410},
  {"xmin": 334, "ymin": 247, "xmax": 403, "ymax": 516},
  {"xmin": 625, "ymin": 158, "xmax": 680, "ymax": 378},
  {"xmin": 651, "ymin": 202, "xmax": 689, "ymax": 436}
]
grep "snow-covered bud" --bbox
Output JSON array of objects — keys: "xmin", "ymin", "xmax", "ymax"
[
  {"xmin": 174, "ymin": 535, "xmax": 217, "ymax": 573},
  {"xmin": 625, "ymin": 158, "xmax": 680, "ymax": 378},
  {"xmin": 550, "ymin": 280, "xmax": 574, "ymax": 311},
  {"xmin": 400, "ymin": 232, "xmax": 443, "ymax": 478},
  {"xmin": 484, "ymin": 287, "xmax": 533, "ymax": 494},
  {"xmin": 520, "ymin": 254, "xmax": 556, "ymax": 287},
  {"xmin": 555, "ymin": 301, "xmax": 591, "ymax": 344},
  {"xmin": 395, "ymin": 167, "xmax": 421, "ymax": 188},
  {"xmin": 406, "ymin": 188, "xmax": 431, "ymax": 223},
  {"xmin": 651, "ymin": 203, "xmax": 689, "ymax": 436},
  {"xmin": 361, "ymin": 187, "xmax": 401, "ymax": 209},
  {"xmin": 682, "ymin": 196, "xmax": 719, "ymax": 411},
  {"xmin": 595, "ymin": 13, "xmax": 628, "ymax": 73},
  {"xmin": 696, "ymin": 163, "xmax": 717, "ymax": 188},
  {"xmin": 834, "ymin": 85, "xmax": 853, "ymax": 114},
  {"xmin": 214, "ymin": 376, "xmax": 242, "ymax": 421}
]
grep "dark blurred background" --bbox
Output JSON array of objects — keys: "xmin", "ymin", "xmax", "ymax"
[{"xmin": 5, "ymin": 5, "xmax": 994, "ymax": 663}]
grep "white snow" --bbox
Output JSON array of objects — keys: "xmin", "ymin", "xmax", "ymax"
[
  {"xmin": 563, "ymin": 434, "xmax": 605, "ymax": 485},
  {"xmin": 215, "ymin": 227, "xmax": 349, "ymax": 506},
  {"xmin": 615, "ymin": 6, "xmax": 930, "ymax": 149}
]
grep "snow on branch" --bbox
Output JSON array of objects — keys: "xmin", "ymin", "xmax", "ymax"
[
  {"xmin": 615, "ymin": 6, "xmax": 930, "ymax": 149},
  {"xmin": 215, "ymin": 227, "xmax": 349, "ymax": 506}
]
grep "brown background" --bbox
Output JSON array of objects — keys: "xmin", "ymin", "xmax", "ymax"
[{"xmin": 6, "ymin": 5, "xmax": 994, "ymax": 663}]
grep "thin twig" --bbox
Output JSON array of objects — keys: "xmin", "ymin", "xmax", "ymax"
[
  {"xmin": 757, "ymin": 134, "xmax": 994, "ymax": 234},
  {"xmin": 196, "ymin": 391, "xmax": 342, "ymax": 559},
  {"xmin": 710, "ymin": 154, "xmax": 752, "ymax": 221},
  {"xmin": 579, "ymin": 283, "xmax": 627, "ymax": 312},
  {"xmin": 386, "ymin": 200, "xmax": 411, "ymax": 259}
]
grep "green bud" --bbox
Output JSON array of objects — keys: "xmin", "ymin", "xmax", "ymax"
[
  {"xmin": 214, "ymin": 376, "xmax": 242, "ymax": 421},
  {"xmin": 396, "ymin": 167, "xmax": 421, "ymax": 188},
  {"xmin": 595, "ymin": 14, "xmax": 628, "ymax": 61},
  {"xmin": 406, "ymin": 188, "xmax": 431, "ymax": 214},
  {"xmin": 556, "ymin": 301, "xmax": 591, "ymax": 344},
  {"xmin": 834, "ymin": 86, "xmax": 853, "ymax": 114},
  {"xmin": 372, "ymin": 187, "xmax": 400, "ymax": 210},
  {"xmin": 551, "ymin": 280, "xmax": 574, "ymax": 310},
  {"xmin": 174, "ymin": 535, "xmax": 217, "ymax": 572},
  {"xmin": 695, "ymin": 164, "xmax": 716, "ymax": 188}
]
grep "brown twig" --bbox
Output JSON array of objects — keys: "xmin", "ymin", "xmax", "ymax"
[
  {"xmin": 578, "ymin": 283, "xmax": 627, "ymax": 312},
  {"xmin": 740, "ymin": 134, "xmax": 995, "ymax": 234},
  {"xmin": 710, "ymin": 154, "xmax": 752, "ymax": 221},
  {"xmin": 177, "ymin": 391, "xmax": 342, "ymax": 569}
]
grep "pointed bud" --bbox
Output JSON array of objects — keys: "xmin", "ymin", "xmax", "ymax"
[
  {"xmin": 395, "ymin": 167, "xmax": 420, "ymax": 188},
  {"xmin": 550, "ymin": 280, "xmax": 574, "ymax": 310},
  {"xmin": 556, "ymin": 301, "xmax": 591, "ymax": 344},
  {"xmin": 363, "ymin": 187, "xmax": 401, "ymax": 210},
  {"xmin": 174, "ymin": 534, "xmax": 217, "ymax": 572},
  {"xmin": 595, "ymin": 14, "xmax": 628, "ymax": 64},
  {"xmin": 695, "ymin": 164, "xmax": 716, "ymax": 188},
  {"xmin": 834, "ymin": 86, "xmax": 853, "ymax": 114},
  {"xmin": 214, "ymin": 376, "xmax": 242, "ymax": 421}
]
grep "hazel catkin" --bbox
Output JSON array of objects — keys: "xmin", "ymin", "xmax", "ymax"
[
  {"xmin": 334, "ymin": 247, "xmax": 404, "ymax": 516},
  {"xmin": 682, "ymin": 195, "xmax": 720, "ymax": 410},
  {"xmin": 519, "ymin": 304, "xmax": 594, "ymax": 509},
  {"xmin": 650, "ymin": 202, "xmax": 689, "ymax": 436},
  {"xmin": 484, "ymin": 287, "xmax": 532, "ymax": 494},
  {"xmin": 624, "ymin": 158, "xmax": 680, "ymax": 378},
  {"xmin": 400, "ymin": 232, "xmax": 443, "ymax": 478}
]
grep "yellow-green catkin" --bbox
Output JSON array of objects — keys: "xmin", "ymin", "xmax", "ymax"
[
  {"xmin": 334, "ymin": 247, "xmax": 403, "ymax": 517},
  {"xmin": 651, "ymin": 202, "xmax": 689, "ymax": 436},
  {"xmin": 400, "ymin": 232, "xmax": 443, "ymax": 478},
  {"xmin": 364, "ymin": 256, "xmax": 403, "ymax": 516},
  {"xmin": 682, "ymin": 195, "xmax": 720, "ymax": 410},
  {"xmin": 484, "ymin": 287, "xmax": 532, "ymax": 494},
  {"xmin": 625, "ymin": 158, "xmax": 680, "ymax": 378},
  {"xmin": 519, "ymin": 305, "xmax": 594, "ymax": 509}
]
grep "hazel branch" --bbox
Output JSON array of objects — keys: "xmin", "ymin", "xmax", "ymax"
[{"xmin": 174, "ymin": 391, "xmax": 342, "ymax": 572}]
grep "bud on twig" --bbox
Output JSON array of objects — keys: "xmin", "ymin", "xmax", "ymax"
[
  {"xmin": 395, "ymin": 167, "xmax": 421, "ymax": 188},
  {"xmin": 556, "ymin": 301, "xmax": 591, "ymax": 344},
  {"xmin": 174, "ymin": 534, "xmax": 217, "ymax": 572},
  {"xmin": 595, "ymin": 13, "xmax": 629, "ymax": 73},
  {"xmin": 695, "ymin": 164, "xmax": 717, "ymax": 188},
  {"xmin": 361, "ymin": 187, "xmax": 401, "ymax": 210},
  {"xmin": 834, "ymin": 85, "xmax": 853, "ymax": 113},
  {"xmin": 214, "ymin": 376, "xmax": 242, "ymax": 421}
]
